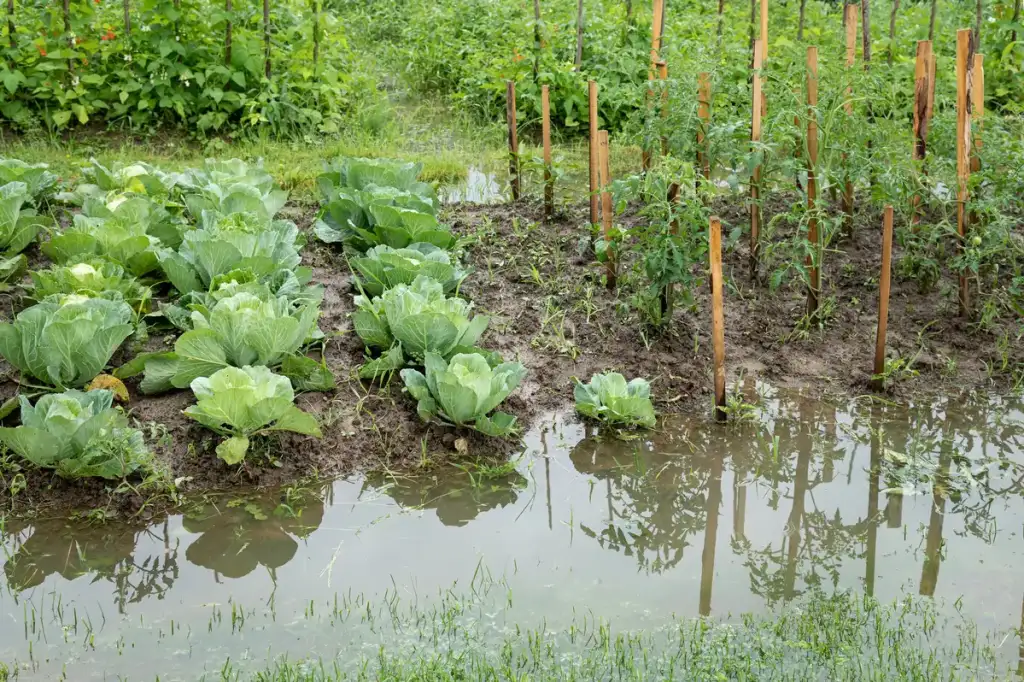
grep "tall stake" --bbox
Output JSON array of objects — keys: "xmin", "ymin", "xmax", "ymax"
[
  {"xmin": 806, "ymin": 46, "xmax": 820, "ymax": 318},
  {"xmin": 872, "ymin": 206, "xmax": 894, "ymax": 390},
  {"xmin": 533, "ymin": 0, "xmax": 542, "ymax": 80},
  {"xmin": 312, "ymin": 0, "xmax": 321, "ymax": 71},
  {"xmin": 542, "ymin": 85, "xmax": 553, "ymax": 217},
  {"xmin": 263, "ymin": 0, "xmax": 271, "ymax": 78},
  {"xmin": 912, "ymin": 40, "xmax": 932, "ymax": 223},
  {"xmin": 697, "ymin": 72, "xmax": 712, "ymax": 188},
  {"xmin": 843, "ymin": 3, "xmax": 857, "ymax": 237},
  {"xmin": 123, "ymin": 0, "xmax": 131, "ymax": 38},
  {"xmin": 598, "ymin": 130, "xmax": 617, "ymax": 289},
  {"xmin": 955, "ymin": 29, "xmax": 972, "ymax": 317},
  {"xmin": 225, "ymin": 0, "xmax": 232, "ymax": 65},
  {"xmin": 643, "ymin": 0, "xmax": 665, "ymax": 171},
  {"xmin": 588, "ymin": 80, "xmax": 599, "ymax": 224},
  {"xmin": 710, "ymin": 215, "xmax": 727, "ymax": 422},
  {"xmin": 750, "ymin": 39, "xmax": 764, "ymax": 280},
  {"xmin": 575, "ymin": 0, "xmax": 585, "ymax": 67},
  {"xmin": 658, "ymin": 60, "xmax": 669, "ymax": 157},
  {"xmin": 927, "ymin": 52, "xmax": 937, "ymax": 121},
  {"xmin": 970, "ymin": 53, "xmax": 984, "ymax": 175},
  {"xmin": 507, "ymin": 81, "xmax": 520, "ymax": 201},
  {"xmin": 760, "ymin": 0, "xmax": 768, "ymax": 58}
]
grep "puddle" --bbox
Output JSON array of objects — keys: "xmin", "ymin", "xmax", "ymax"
[
  {"xmin": 3, "ymin": 387, "xmax": 1024, "ymax": 679},
  {"xmin": 440, "ymin": 167, "xmax": 505, "ymax": 204}
]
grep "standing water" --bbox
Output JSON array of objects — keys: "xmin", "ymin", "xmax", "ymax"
[{"xmin": 2, "ymin": 387, "xmax": 1023, "ymax": 679}]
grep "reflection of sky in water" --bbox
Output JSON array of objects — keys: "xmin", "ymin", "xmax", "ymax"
[
  {"xmin": 440, "ymin": 168, "xmax": 505, "ymax": 204},
  {"xmin": 2, "ymin": 388, "xmax": 1024, "ymax": 679}
]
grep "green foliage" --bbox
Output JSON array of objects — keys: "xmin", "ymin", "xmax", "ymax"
[
  {"xmin": 180, "ymin": 158, "xmax": 290, "ymax": 221},
  {"xmin": 184, "ymin": 365, "xmax": 321, "ymax": 464},
  {"xmin": 28, "ymin": 260, "xmax": 153, "ymax": 311},
  {"xmin": 158, "ymin": 210, "xmax": 303, "ymax": 294},
  {"xmin": 140, "ymin": 283, "xmax": 325, "ymax": 393},
  {"xmin": 0, "ymin": 181, "xmax": 47, "ymax": 256},
  {"xmin": 0, "ymin": 390, "xmax": 151, "ymax": 479},
  {"xmin": 0, "ymin": 0, "xmax": 378, "ymax": 137},
  {"xmin": 401, "ymin": 352, "xmax": 526, "ymax": 436},
  {"xmin": 574, "ymin": 372, "xmax": 656, "ymax": 429},
  {"xmin": 353, "ymin": 276, "xmax": 489, "ymax": 364},
  {"xmin": 0, "ymin": 159, "xmax": 58, "ymax": 204},
  {"xmin": 351, "ymin": 243, "xmax": 470, "ymax": 297},
  {"xmin": 0, "ymin": 294, "xmax": 134, "ymax": 389}
]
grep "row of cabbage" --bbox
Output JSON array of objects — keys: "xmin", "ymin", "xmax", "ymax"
[
  {"xmin": 0, "ymin": 157, "xmax": 329, "ymax": 479},
  {"xmin": 313, "ymin": 158, "xmax": 527, "ymax": 437}
]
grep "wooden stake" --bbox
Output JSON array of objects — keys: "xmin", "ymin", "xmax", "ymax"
[
  {"xmin": 658, "ymin": 60, "xmax": 669, "ymax": 157},
  {"xmin": 912, "ymin": 40, "xmax": 932, "ymax": 224},
  {"xmin": 927, "ymin": 51, "xmax": 937, "ymax": 121},
  {"xmin": 843, "ymin": 3, "xmax": 858, "ymax": 237},
  {"xmin": 872, "ymin": 206, "xmax": 894, "ymax": 390},
  {"xmin": 710, "ymin": 215, "xmax": 727, "ymax": 422},
  {"xmin": 955, "ymin": 29, "xmax": 972, "ymax": 317},
  {"xmin": 598, "ymin": 130, "xmax": 617, "ymax": 289},
  {"xmin": 588, "ymin": 80, "xmax": 599, "ymax": 224},
  {"xmin": 760, "ymin": 0, "xmax": 768, "ymax": 58},
  {"xmin": 750, "ymin": 39, "xmax": 764, "ymax": 281},
  {"xmin": 643, "ymin": 0, "xmax": 665, "ymax": 171},
  {"xmin": 542, "ymin": 84, "xmax": 553, "ymax": 217},
  {"xmin": 507, "ymin": 81, "xmax": 520, "ymax": 201},
  {"xmin": 697, "ymin": 72, "xmax": 711, "ymax": 188},
  {"xmin": 806, "ymin": 46, "xmax": 820, "ymax": 318}
]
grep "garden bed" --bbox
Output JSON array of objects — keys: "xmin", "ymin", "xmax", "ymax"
[{"xmin": 3, "ymin": 194, "xmax": 1019, "ymax": 520}]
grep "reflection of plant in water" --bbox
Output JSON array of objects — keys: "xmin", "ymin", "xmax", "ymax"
[
  {"xmin": 182, "ymin": 485, "xmax": 326, "ymax": 580},
  {"xmin": 2, "ymin": 516, "xmax": 179, "ymax": 612},
  {"xmin": 570, "ymin": 434, "xmax": 714, "ymax": 575},
  {"xmin": 364, "ymin": 465, "xmax": 526, "ymax": 528}
]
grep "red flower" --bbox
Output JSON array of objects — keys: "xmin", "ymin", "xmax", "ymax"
[
  {"xmin": 101, "ymin": 29, "xmax": 116, "ymax": 41},
  {"xmin": 37, "ymin": 46, "xmax": 47, "ymax": 56}
]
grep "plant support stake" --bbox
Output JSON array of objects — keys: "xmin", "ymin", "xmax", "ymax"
[
  {"xmin": 750, "ymin": 39, "xmax": 764, "ymax": 280},
  {"xmin": 872, "ymin": 206, "xmax": 894, "ymax": 390},
  {"xmin": 709, "ymin": 215, "xmax": 726, "ymax": 422},
  {"xmin": 697, "ymin": 72, "xmax": 711, "ymax": 189},
  {"xmin": 507, "ymin": 81, "xmax": 520, "ymax": 202},
  {"xmin": 955, "ymin": 29, "xmax": 972, "ymax": 317},
  {"xmin": 806, "ymin": 46, "xmax": 820, "ymax": 318},
  {"xmin": 912, "ymin": 41, "xmax": 932, "ymax": 224},
  {"xmin": 643, "ymin": 0, "xmax": 665, "ymax": 171},
  {"xmin": 542, "ymin": 84, "xmax": 553, "ymax": 217},
  {"xmin": 598, "ymin": 130, "xmax": 616, "ymax": 289},
  {"xmin": 588, "ymin": 80, "xmax": 599, "ymax": 224}
]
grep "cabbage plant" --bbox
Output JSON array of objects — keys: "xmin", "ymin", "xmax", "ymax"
[
  {"xmin": 353, "ymin": 276, "xmax": 488, "ymax": 363},
  {"xmin": 158, "ymin": 210, "xmax": 303, "ymax": 294},
  {"xmin": 29, "ymin": 260, "xmax": 152, "ymax": 311},
  {"xmin": 574, "ymin": 373, "xmax": 657, "ymax": 429},
  {"xmin": 140, "ymin": 286, "xmax": 324, "ymax": 393},
  {"xmin": 401, "ymin": 352, "xmax": 526, "ymax": 437},
  {"xmin": 317, "ymin": 157, "xmax": 435, "ymax": 199},
  {"xmin": 184, "ymin": 366, "xmax": 321, "ymax": 465},
  {"xmin": 179, "ymin": 159, "xmax": 287, "ymax": 221},
  {"xmin": 0, "ymin": 389, "xmax": 151, "ymax": 479},
  {"xmin": 0, "ymin": 159, "xmax": 57, "ymax": 203},
  {"xmin": 352, "ymin": 243, "xmax": 469, "ymax": 297},
  {"xmin": 315, "ymin": 196, "xmax": 454, "ymax": 251},
  {"xmin": 42, "ymin": 196, "xmax": 167, "ymax": 276},
  {"xmin": 0, "ymin": 295, "xmax": 135, "ymax": 389},
  {"xmin": 0, "ymin": 181, "xmax": 46, "ymax": 255}
]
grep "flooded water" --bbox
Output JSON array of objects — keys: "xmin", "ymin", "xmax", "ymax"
[
  {"xmin": 3, "ymin": 386, "xmax": 1024, "ymax": 679},
  {"xmin": 439, "ymin": 167, "xmax": 505, "ymax": 204}
]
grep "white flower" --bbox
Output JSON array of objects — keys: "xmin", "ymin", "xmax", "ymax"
[
  {"xmin": 141, "ymin": 24, "xmax": 150, "ymax": 32},
  {"xmin": 183, "ymin": 79, "xmax": 190, "ymax": 87},
  {"xmin": 69, "ymin": 263, "xmax": 97, "ymax": 279},
  {"xmin": 71, "ymin": 76, "xmax": 79, "ymax": 87},
  {"xmin": 123, "ymin": 53, "xmax": 132, "ymax": 62}
]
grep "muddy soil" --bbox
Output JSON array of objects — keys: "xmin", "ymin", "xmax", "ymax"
[{"xmin": 2, "ymin": 197, "xmax": 1021, "ymax": 519}]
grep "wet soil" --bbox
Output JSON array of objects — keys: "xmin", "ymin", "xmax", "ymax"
[{"xmin": 2, "ymin": 196, "xmax": 1021, "ymax": 519}]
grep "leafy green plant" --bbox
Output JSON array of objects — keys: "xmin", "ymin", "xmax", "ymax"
[
  {"xmin": 0, "ymin": 159, "xmax": 57, "ymax": 204},
  {"xmin": 0, "ymin": 295, "xmax": 135, "ymax": 389},
  {"xmin": 0, "ymin": 181, "xmax": 46, "ymax": 254},
  {"xmin": 353, "ymin": 276, "xmax": 488, "ymax": 368},
  {"xmin": 0, "ymin": 389, "xmax": 151, "ymax": 479},
  {"xmin": 574, "ymin": 372, "xmax": 656, "ymax": 429},
  {"xmin": 401, "ymin": 352, "xmax": 526, "ymax": 436},
  {"xmin": 28, "ymin": 260, "xmax": 153, "ymax": 311},
  {"xmin": 184, "ymin": 366, "xmax": 322, "ymax": 465},
  {"xmin": 158, "ymin": 210, "xmax": 304, "ymax": 295},
  {"xmin": 181, "ymin": 164, "xmax": 289, "ymax": 222},
  {"xmin": 351, "ymin": 243, "xmax": 469, "ymax": 297},
  {"xmin": 139, "ymin": 285, "xmax": 325, "ymax": 393},
  {"xmin": 317, "ymin": 157, "xmax": 436, "ymax": 198},
  {"xmin": 315, "ymin": 197, "xmax": 455, "ymax": 252}
]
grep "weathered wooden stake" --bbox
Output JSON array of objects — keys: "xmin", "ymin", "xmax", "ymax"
[
  {"xmin": 507, "ymin": 81, "xmax": 520, "ymax": 201},
  {"xmin": 697, "ymin": 72, "xmax": 711, "ymax": 188},
  {"xmin": 806, "ymin": 46, "xmax": 821, "ymax": 318},
  {"xmin": 542, "ymin": 85, "xmax": 553, "ymax": 218},
  {"xmin": 225, "ymin": 0, "xmax": 233, "ymax": 65},
  {"xmin": 643, "ymin": 0, "xmax": 665, "ymax": 171},
  {"xmin": 750, "ymin": 39, "xmax": 764, "ymax": 281},
  {"xmin": 970, "ymin": 53, "xmax": 984, "ymax": 175},
  {"xmin": 658, "ymin": 60, "xmax": 669, "ymax": 157},
  {"xmin": 710, "ymin": 215, "xmax": 727, "ymax": 422},
  {"xmin": 589, "ymin": 80, "xmax": 599, "ymax": 224},
  {"xmin": 760, "ymin": 0, "xmax": 768, "ymax": 58},
  {"xmin": 263, "ymin": 0, "xmax": 271, "ymax": 78},
  {"xmin": 912, "ymin": 40, "xmax": 932, "ymax": 224},
  {"xmin": 598, "ymin": 130, "xmax": 617, "ymax": 289},
  {"xmin": 927, "ymin": 51, "xmax": 937, "ymax": 121},
  {"xmin": 955, "ymin": 29, "xmax": 972, "ymax": 317},
  {"xmin": 843, "ymin": 3, "xmax": 857, "ymax": 237},
  {"xmin": 872, "ymin": 205, "xmax": 894, "ymax": 390},
  {"xmin": 574, "ymin": 0, "xmax": 585, "ymax": 67}
]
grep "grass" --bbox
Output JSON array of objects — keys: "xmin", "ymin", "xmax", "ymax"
[{"xmin": 207, "ymin": 590, "xmax": 1011, "ymax": 681}]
